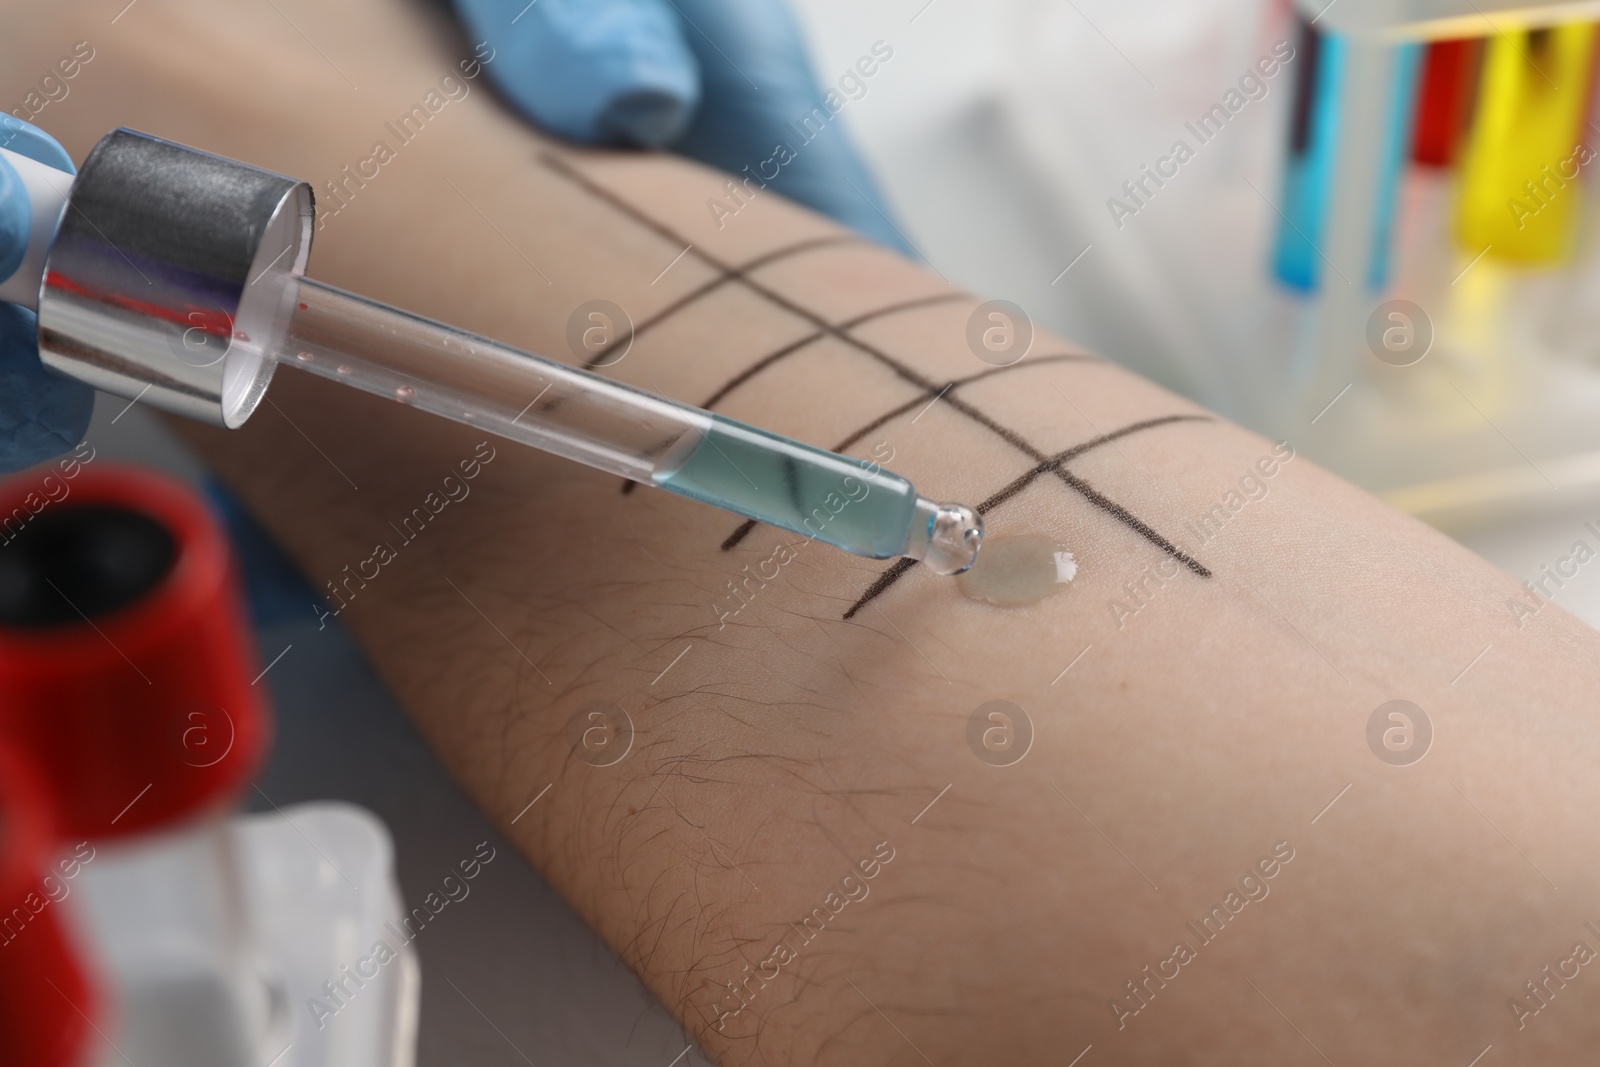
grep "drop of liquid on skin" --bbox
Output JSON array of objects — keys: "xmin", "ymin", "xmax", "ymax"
[
  {"xmin": 396, "ymin": 385, "xmax": 416, "ymax": 403},
  {"xmin": 956, "ymin": 534, "xmax": 1078, "ymax": 607}
]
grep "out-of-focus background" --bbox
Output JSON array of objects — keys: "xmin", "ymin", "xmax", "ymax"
[
  {"xmin": 791, "ymin": 0, "xmax": 1600, "ymax": 624},
  {"xmin": 33, "ymin": 0, "xmax": 1600, "ymax": 1064}
]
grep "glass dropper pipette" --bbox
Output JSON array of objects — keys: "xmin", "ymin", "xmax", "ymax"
[
  {"xmin": 281, "ymin": 277, "xmax": 984, "ymax": 574},
  {"xmin": 6, "ymin": 128, "xmax": 982, "ymax": 575}
]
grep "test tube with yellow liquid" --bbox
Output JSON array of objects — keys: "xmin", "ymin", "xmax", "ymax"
[{"xmin": 1455, "ymin": 22, "xmax": 1597, "ymax": 264}]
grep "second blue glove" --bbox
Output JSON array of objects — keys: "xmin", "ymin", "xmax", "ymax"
[
  {"xmin": 0, "ymin": 119, "xmax": 95, "ymax": 473},
  {"xmin": 450, "ymin": 0, "xmax": 914, "ymax": 254}
]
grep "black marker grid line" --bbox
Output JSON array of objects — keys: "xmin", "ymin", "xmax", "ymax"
[
  {"xmin": 538, "ymin": 152, "xmax": 1213, "ymax": 618},
  {"xmin": 700, "ymin": 291, "xmax": 971, "ymax": 410},
  {"xmin": 619, "ymin": 291, "xmax": 984, "ymax": 496},
  {"xmin": 842, "ymin": 414, "xmax": 1210, "ymax": 618},
  {"xmin": 582, "ymin": 233, "xmax": 863, "ymax": 369}
]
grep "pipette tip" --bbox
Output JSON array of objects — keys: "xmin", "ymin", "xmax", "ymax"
[{"xmin": 905, "ymin": 498, "xmax": 984, "ymax": 575}]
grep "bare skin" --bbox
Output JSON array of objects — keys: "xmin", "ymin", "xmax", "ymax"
[{"xmin": 6, "ymin": 2, "xmax": 1600, "ymax": 1063}]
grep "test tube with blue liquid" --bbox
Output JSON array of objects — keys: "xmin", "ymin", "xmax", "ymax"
[{"xmin": 1273, "ymin": 15, "xmax": 1420, "ymax": 291}]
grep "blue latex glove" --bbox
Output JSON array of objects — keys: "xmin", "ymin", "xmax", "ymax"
[
  {"xmin": 449, "ymin": 0, "xmax": 914, "ymax": 254},
  {"xmin": 0, "ymin": 118, "xmax": 94, "ymax": 473}
]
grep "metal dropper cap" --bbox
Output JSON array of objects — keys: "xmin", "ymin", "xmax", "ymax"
[{"xmin": 35, "ymin": 128, "xmax": 312, "ymax": 428}]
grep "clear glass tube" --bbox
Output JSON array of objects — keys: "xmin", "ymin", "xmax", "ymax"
[
  {"xmin": 283, "ymin": 277, "xmax": 707, "ymax": 484},
  {"xmin": 277, "ymin": 278, "xmax": 982, "ymax": 573}
]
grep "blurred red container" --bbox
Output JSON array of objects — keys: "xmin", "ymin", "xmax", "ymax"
[{"xmin": 0, "ymin": 464, "xmax": 269, "ymax": 839}]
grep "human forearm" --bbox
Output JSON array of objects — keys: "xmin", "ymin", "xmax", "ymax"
[{"xmin": 10, "ymin": 2, "xmax": 1600, "ymax": 1064}]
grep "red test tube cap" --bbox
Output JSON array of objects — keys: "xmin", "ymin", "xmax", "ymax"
[{"xmin": 0, "ymin": 464, "xmax": 270, "ymax": 839}]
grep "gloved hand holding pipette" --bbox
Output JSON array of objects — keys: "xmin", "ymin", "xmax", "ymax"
[
  {"xmin": 0, "ymin": 0, "xmax": 962, "ymax": 568},
  {"xmin": 0, "ymin": 119, "xmax": 93, "ymax": 473},
  {"xmin": 0, "ymin": 0, "xmax": 909, "ymax": 474}
]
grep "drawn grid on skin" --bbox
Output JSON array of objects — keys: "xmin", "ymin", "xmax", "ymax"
[
  {"xmin": 619, "ymin": 291, "xmax": 974, "ymax": 497},
  {"xmin": 539, "ymin": 152, "xmax": 1213, "ymax": 615},
  {"xmin": 843, "ymin": 414, "xmax": 1209, "ymax": 618},
  {"xmin": 721, "ymin": 353, "xmax": 1121, "ymax": 551},
  {"xmin": 582, "ymin": 233, "xmax": 865, "ymax": 369}
]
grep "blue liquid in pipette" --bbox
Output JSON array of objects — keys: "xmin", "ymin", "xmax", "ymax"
[{"xmin": 656, "ymin": 416, "xmax": 918, "ymax": 558}]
